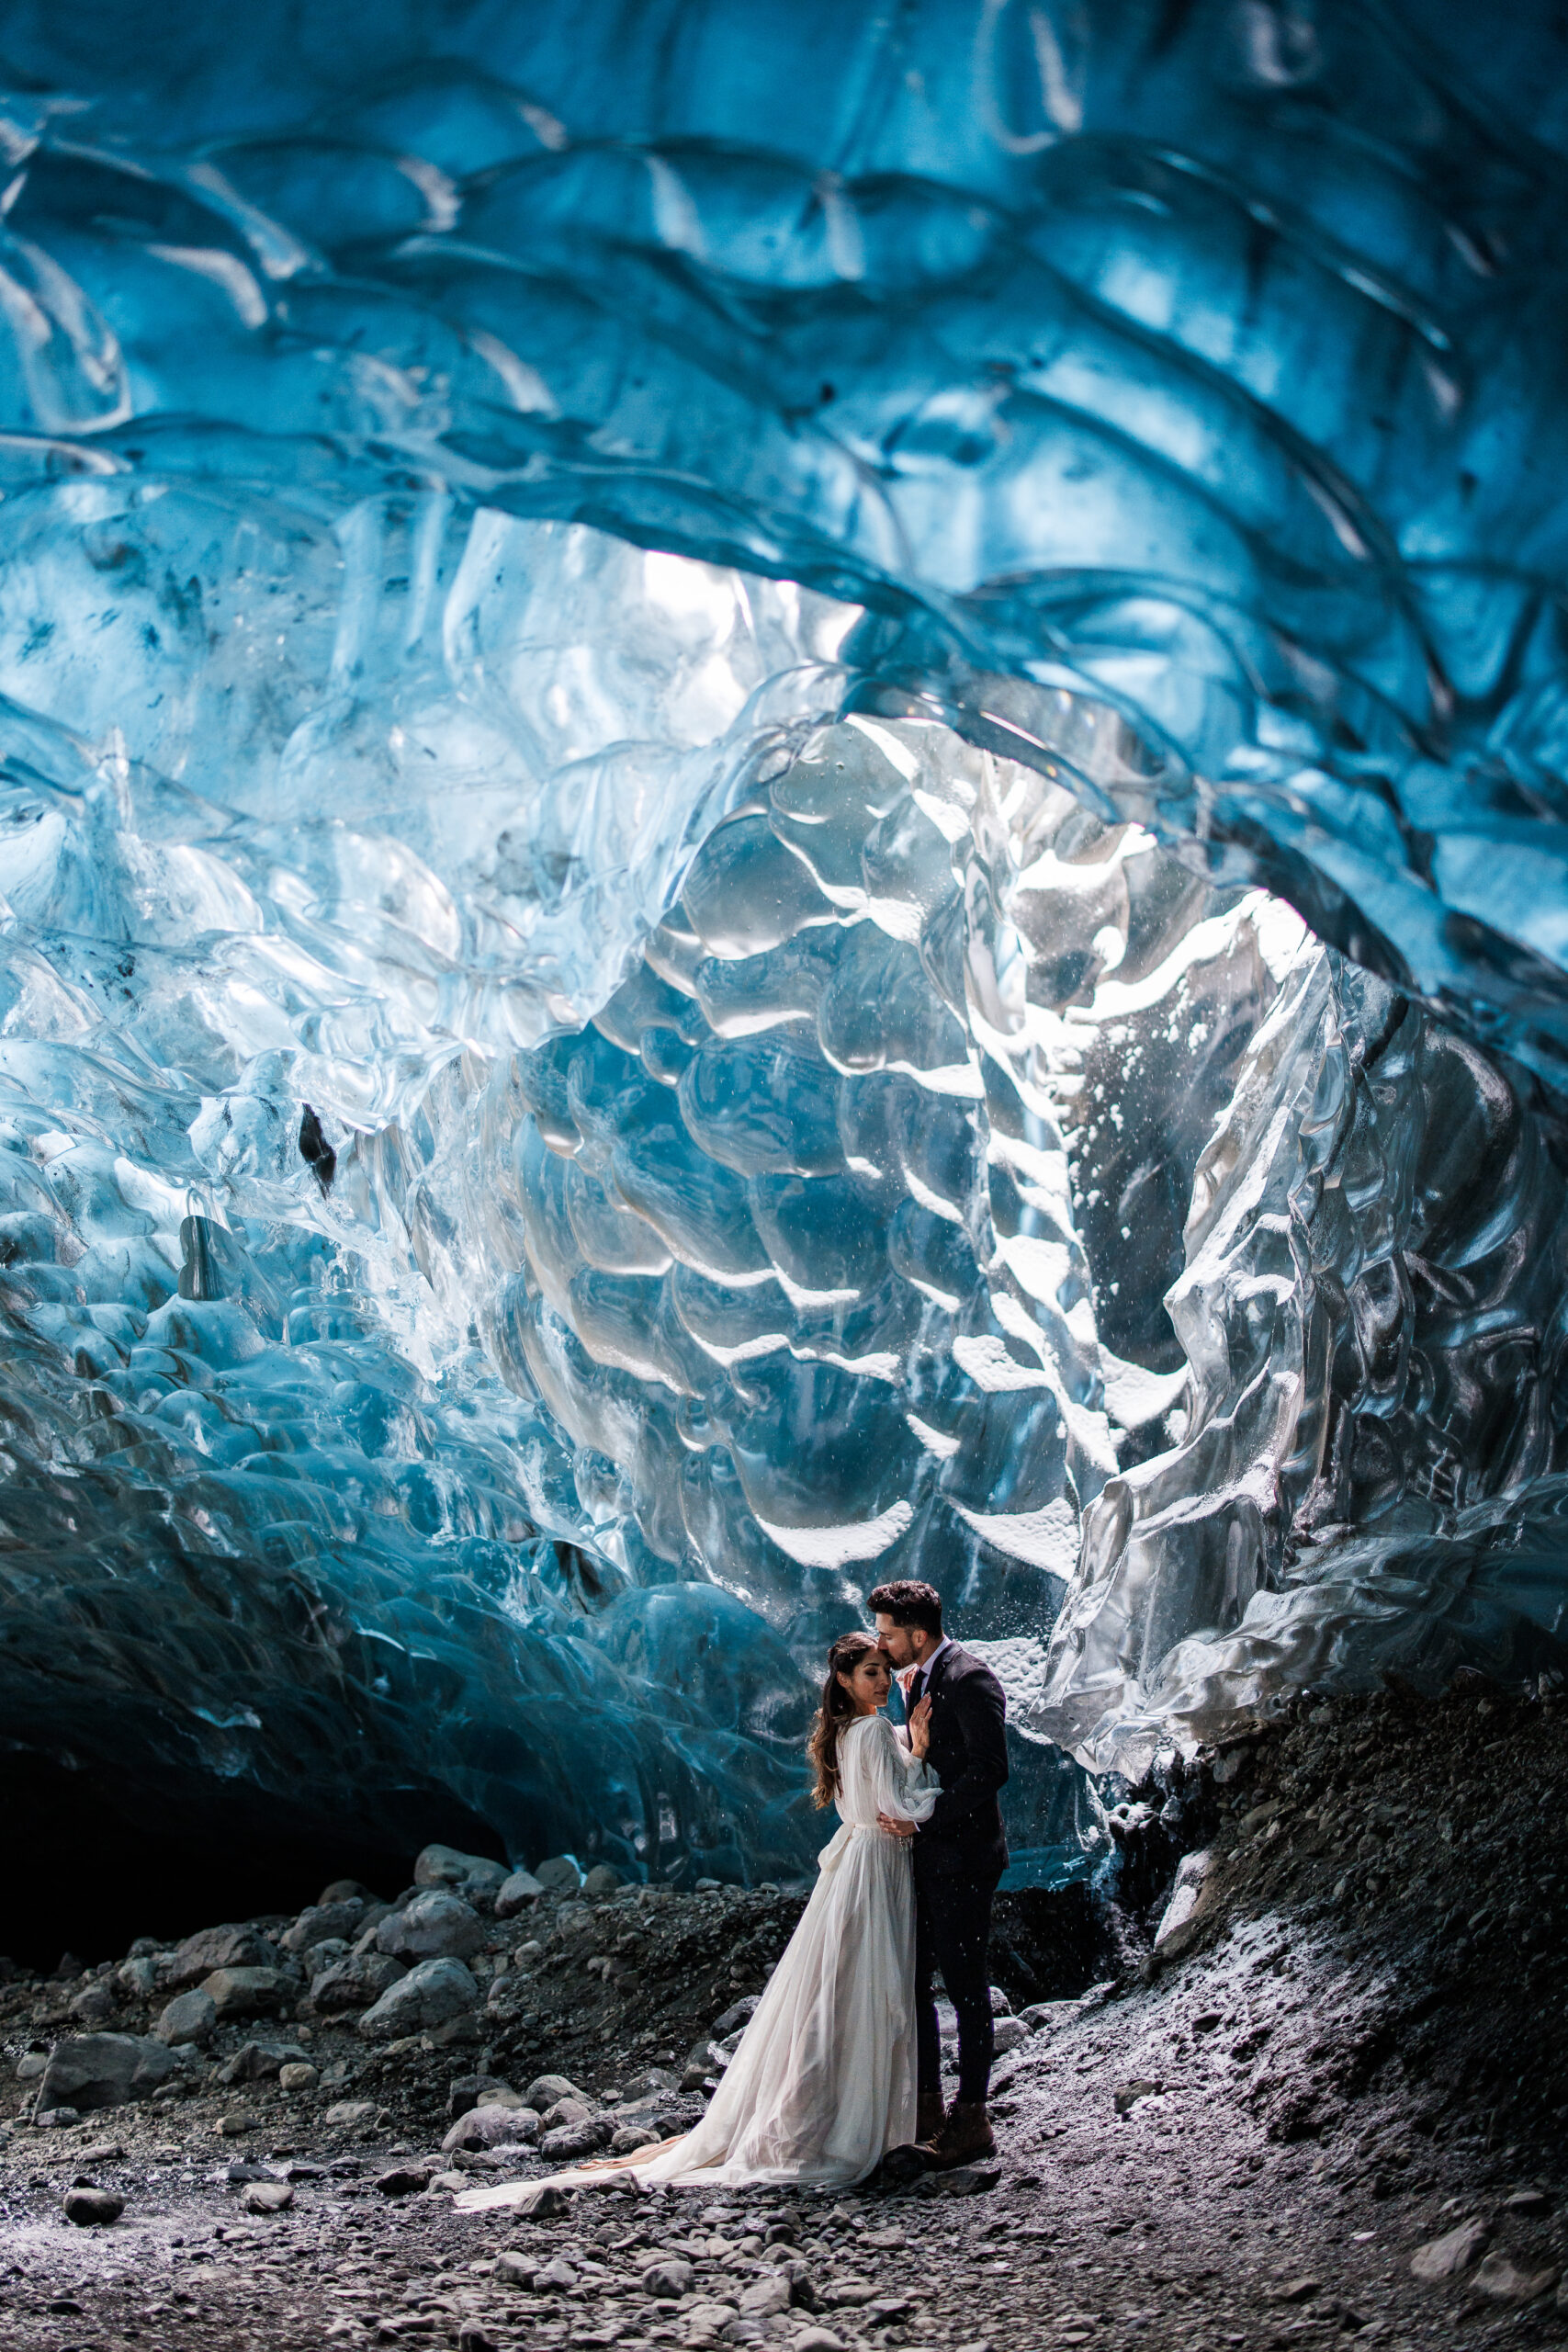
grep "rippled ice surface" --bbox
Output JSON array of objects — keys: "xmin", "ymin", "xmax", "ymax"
[{"xmin": 3, "ymin": 0, "xmax": 1568, "ymax": 1878}]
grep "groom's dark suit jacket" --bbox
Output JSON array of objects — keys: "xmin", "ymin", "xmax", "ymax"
[{"xmin": 908, "ymin": 1643, "xmax": 1009, "ymax": 1880}]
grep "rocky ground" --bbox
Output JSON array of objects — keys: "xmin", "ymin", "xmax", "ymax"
[{"xmin": 2, "ymin": 1676, "xmax": 1566, "ymax": 2352}]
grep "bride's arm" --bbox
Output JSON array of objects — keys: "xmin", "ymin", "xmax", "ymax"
[{"xmin": 871, "ymin": 1712, "xmax": 940, "ymax": 1828}]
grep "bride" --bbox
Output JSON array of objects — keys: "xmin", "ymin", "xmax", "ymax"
[{"xmin": 459, "ymin": 1629, "xmax": 938, "ymax": 2199}]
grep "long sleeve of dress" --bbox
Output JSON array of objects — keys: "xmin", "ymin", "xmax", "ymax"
[{"xmin": 859, "ymin": 1712, "xmax": 940, "ymax": 1825}]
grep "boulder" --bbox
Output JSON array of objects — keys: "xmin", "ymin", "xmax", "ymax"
[
  {"xmin": 62, "ymin": 2188, "xmax": 123, "ymax": 2226},
  {"xmin": 154, "ymin": 1990, "xmax": 217, "ymax": 2046},
  {"xmin": 376, "ymin": 2165, "xmax": 434, "ymax": 2198},
  {"xmin": 539, "ymin": 2117, "xmax": 614, "ymax": 2161},
  {"xmin": 39, "ymin": 2034, "xmax": 178, "ymax": 2114},
  {"xmin": 168, "ymin": 1926, "xmax": 276, "ymax": 1988},
  {"xmin": 310, "ymin": 1953, "xmax": 406, "ymax": 2012},
  {"xmin": 992, "ymin": 2016, "xmax": 1030, "ymax": 2053},
  {"xmin": 278, "ymin": 2063, "xmax": 319, "ymax": 2092},
  {"xmin": 581, "ymin": 1863, "xmax": 625, "ymax": 1896},
  {"xmin": 495, "ymin": 1871, "xmax": 545, "ymax": 1918},
  {"xmin": 376, "ymin": 1891, "xmax": 485, "ymax": 1964},
  {"xmin": 443, "ymin": 2104, "xmax": 541, "ymax": 2153},
  {"xmin": 414, "ymin": 1844, "xmax": 509, "ymax": 1895},
  {"xmin": 533, "ymin": 1857, "xmax": 582, "ymax": 1895},
  {"xmin": 200, "ymin": 1967, "xmax": 289, "ymax": 2019},
  {"xmin": 358, "ymin": 1957, "xmax": 480, "ymax": 2041},
  {"xmin": 241, "ymin": 2180, "xmax": 294, "ymax": 2216},
  {"xmin": 710, "ymin": 1995, "xmax": 760, "ymax": 2037},
  {"xmin": 1412, "ymin": 2222, "xmax": 1492, "ymax": 2283},
  {"xmin": 540, "ymin": 2097, "xmax": 595, "ymax": 2130},
  {"xmin": 739, "ymin": 2278, "xmax": 792, "ymax": 2318},
  {"xmin": 609, "ymin": 2123, "xmax": 660, "ymax": 2154},
  {"xmin": 69, "ymin": 1981, "xmax": 118, "ymax": 2027},
  {"xmin": 280, "ymin": 1901, "xmax": 364, "ymax": 1956},
  {"xmin": 302, "ymin": 1938, "xmax": 352, "ymax": 1977},
  {"xmin": 117, "ymin": 1956, "xmax": 160, "ymax": 1999},
  {"xmin": 521, "ymin": 2071, "xmax": 579, "ymax": 2109},
  {"xmin": 1472, "ymin": 2255, "xmax": 1559, "ymax": 2306}
]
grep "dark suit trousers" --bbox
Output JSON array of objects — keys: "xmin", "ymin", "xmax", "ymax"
[{"xmin": 914, "ymin": 1858, "xmax": 1002, "ymax": 2107}]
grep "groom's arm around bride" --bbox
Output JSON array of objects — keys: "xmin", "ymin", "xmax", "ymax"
[{"xmin": 870, "ymin": 1577, "xmax": 1008, "ymax": 2167}]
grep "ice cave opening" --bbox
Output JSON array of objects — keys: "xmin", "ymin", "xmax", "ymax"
[{"xmin": 3, "ymin": 0, "xmax": 1568, "ymax": 1959}]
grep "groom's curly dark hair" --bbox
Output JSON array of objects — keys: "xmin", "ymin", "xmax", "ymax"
[{"xmin": 868, "ymin": 1579, "xmax": 943, "ymax": 1635}]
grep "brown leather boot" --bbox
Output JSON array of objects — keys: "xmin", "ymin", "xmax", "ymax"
[
  {"xmin": 925, "ymin": 2100, "xmax": 996, "ymax": 2167},
  {"xmin": 915, "ymin": 2091, "xmax": 947, "ymax": 2143}
]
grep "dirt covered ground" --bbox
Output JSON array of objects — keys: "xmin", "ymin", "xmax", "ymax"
[{"xmin": 1, "ymin": 1677, "xmax": 1565, "ymax": 2352}]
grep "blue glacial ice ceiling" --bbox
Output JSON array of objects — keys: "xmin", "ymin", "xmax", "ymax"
[{"xmin": 4, "ymin": 0, "xmax": 1568, "ymax": 1888}]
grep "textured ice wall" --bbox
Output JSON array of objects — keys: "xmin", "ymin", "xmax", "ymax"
[{"xmin": 3, "ymin": 0, "xmax": 1568, "ymax": 1878}]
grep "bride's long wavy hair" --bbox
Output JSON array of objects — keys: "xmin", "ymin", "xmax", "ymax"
[{"xmin": 808, "ymin": 1630, "xmax": 883, "ymax": 1810}]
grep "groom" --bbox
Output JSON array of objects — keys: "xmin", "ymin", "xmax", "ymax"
[{"xmin": 870, "ymin": 1577, "xmax": 1008, "ymax": 2167}]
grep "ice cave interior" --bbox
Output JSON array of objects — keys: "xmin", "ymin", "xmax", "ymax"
[{"xmin": 3, "ymin": 0, "xmax": 1568, "ymax": 1958}]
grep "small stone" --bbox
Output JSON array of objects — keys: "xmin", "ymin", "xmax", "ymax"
[
  {"xmin": 610, "ymin": 2122, "xmax": 660, "ymax": 2154},
  {"xmin": 495, "ymin": 2251, "xmax": 536, "ymax": 2286},
  {"xmin": 15, "ymin": 2052, "xmax": 47, "ymax": 2080},
  {"xmin": 991, "ymin": 2016, "xmax": 1029, "ymax": 2053},
  {"xmin": 790, "ymin": 2331, "xmax": 846, "ymax": 2352},
  {"xmin": 581, "ymin": 1863, "xmax": 625, "ymax": 1896},
  {"xmin": 217, "ymin": 2038, "xmax": 311, "ymax": 2086},
  {"xmin": 241, "ymin": 2179, "xmax": 295, "ymax": 2215},
  {"xmin": 1113, "ymin": 2080, "xmax": 1162, "ymax": 2115},
  {"xmin": 376, "ymin": 2164, "xmax": 434, "ymax": 2197},
  {"xmin": 738, "ymin": 2278, "xmax": 790, "ymax": 2317},
  {"xmin": 457, "ymin": 2323, "xmax": 496, "ymax": 2352},
  {"xmin": 324, "ymin": 2099, "xmax": 379, "ymax": 2129},
  {"xmin": 1411, "ymin": 2220, "xmax": 1491, "ymax": 2282},
  {"xmin": 278, "ymin": 2062, "xmax": 319, "ymax": 2092},
  {"xmin": 427, "ymin": 2170, "xmax": 468, "ymax": 2194},
  {"xmin": 35, "ymin": 2105, "xmax": 81, "ymax": 2129},
  {"xmin": 62, "ymin": 2187, "xmax": 123, "ymax": 2225},
  {"xmin": 1506, "ymin": 2189, "xmax": 1552, "ymax": 2217},
  {"xmin": 218, "ymin": 2112, "xmax": 257, "ymax": 2137},
  {"xmin": 1274, "ymin": 2279, "xmax": 1321, "ymax": 2304},
  {"xmin": 496, "ymin": 1871, "xmax": 545, "ymax": 1918},
  {"xmin": 154, "ymin": 1990, "xmax": 218, "ymax": 2047},
  {"xmin": 1472, "ymin": 2254, "xmax": 1559, "ymax": 2306},
  {"xmin": 500, "ymin": 2180, "xmax": 570, "ymax": 2220},
  {"xmin": 75, "ymin": 2140, "xmax": 125, "ymax": 2164},
  {"xmin": 534, "ymin": 2256, "xmax": 580, "ymax": 2292}
]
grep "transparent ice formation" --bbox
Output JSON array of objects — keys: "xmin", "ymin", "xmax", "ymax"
[{"xmin": 3, "ymin": 1, "xmax": 1568, "ymax": 1881}]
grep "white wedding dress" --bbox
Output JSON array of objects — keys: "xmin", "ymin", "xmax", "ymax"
[{"xmin": 458, "ymin": 1713, "xmax": 938, "ymax": 2204}]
